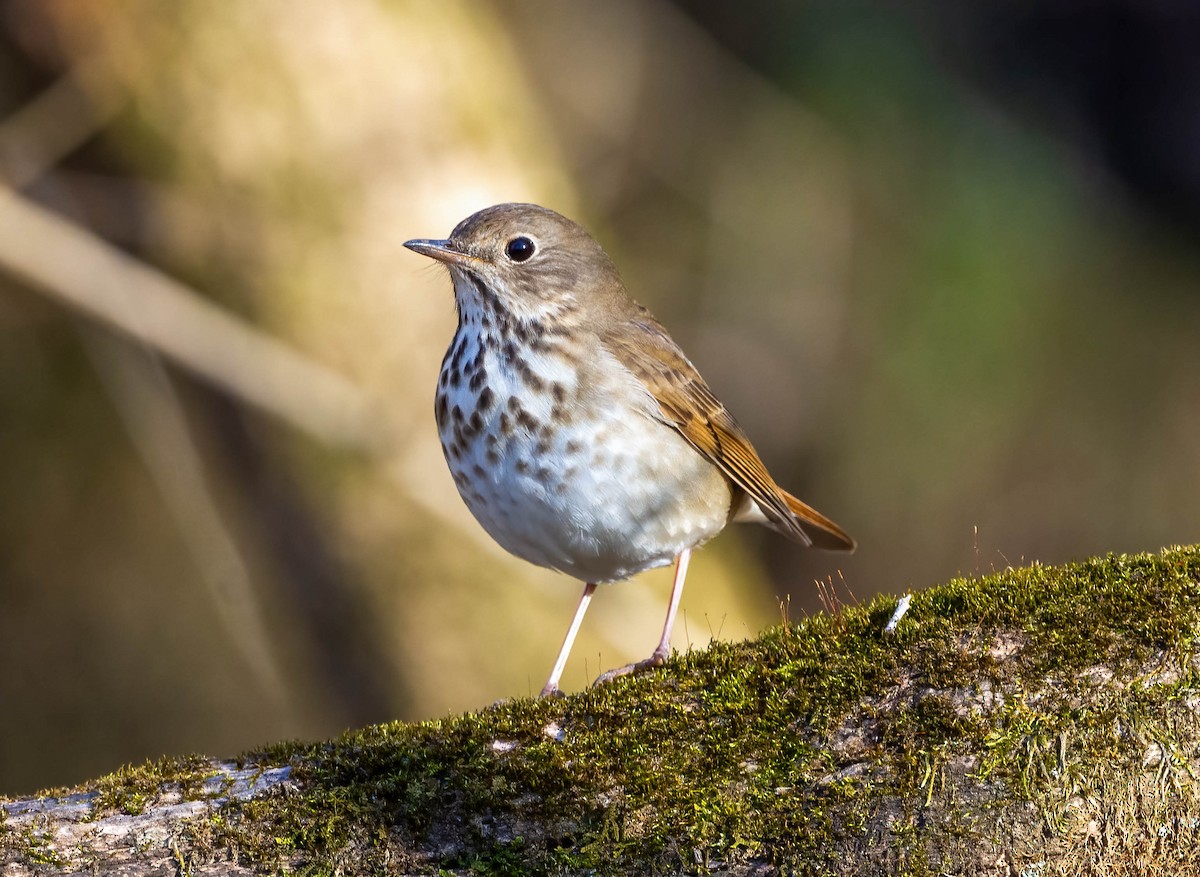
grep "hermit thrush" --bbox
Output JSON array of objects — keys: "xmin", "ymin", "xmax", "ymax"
[{"xmin": 404, "ymin": 204, "xmax": 853, "ymax": 697}]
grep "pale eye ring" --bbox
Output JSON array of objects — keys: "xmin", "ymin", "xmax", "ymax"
[{"xmin": 505, "ymin": 236, "xmax": 536, "ymax": 263}]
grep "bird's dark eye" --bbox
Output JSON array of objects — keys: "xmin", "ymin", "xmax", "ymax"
[{"xmin": 505, "ymin": 236, "xmax": 536, "ymax": 263}]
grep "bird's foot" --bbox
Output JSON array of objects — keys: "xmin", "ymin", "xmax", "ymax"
[
  {"xmin": 591, "ymin": 646, "xmax": 671, "ymax": 688},
  {"xmin": 539, "ymin": 682, "xmax": 566, "ymax": 699}
]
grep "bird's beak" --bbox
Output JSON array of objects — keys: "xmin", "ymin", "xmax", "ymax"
[{"xmin": 403, "ymin": 238, "xmax": 475, "ymax": 267}]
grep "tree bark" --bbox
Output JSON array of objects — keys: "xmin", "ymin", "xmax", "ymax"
[{"xmin": 4, "ymin": 546, "xmax": 1199, "ymax": 875}]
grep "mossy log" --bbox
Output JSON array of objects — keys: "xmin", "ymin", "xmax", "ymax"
[{"xmin": 4, "ymin": 546, "xmax": 1200, "ymax": 876}]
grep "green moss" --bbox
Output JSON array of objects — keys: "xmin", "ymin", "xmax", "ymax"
[
  {"xmin": 9, "ymin": 546, "xmax": 1200, "ymax": 874},
  {"xmin": 90, "ymin": 753, "xmax": 219, "ymax": 816},
  {"xmin": 214, "ymin": 546, "xmax": 1200, "ymax": 873},
  {"xmin": 2, "ymin": 823, "xmax": 64, "ymax": 869}
]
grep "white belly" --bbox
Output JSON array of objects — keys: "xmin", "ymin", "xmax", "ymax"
[{"xmin": 437, "ymin": 331, "xmax": 731, "ymax": 584}]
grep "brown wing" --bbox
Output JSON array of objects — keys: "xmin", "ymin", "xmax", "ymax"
[{"xmin": 603, "ymin": 314, "xmax": 854, "ymax": 552}]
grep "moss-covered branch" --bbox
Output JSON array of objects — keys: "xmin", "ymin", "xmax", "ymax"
[{"xmin": 4, "ymin": 546, "xmax": 1200, "ymax": 875}]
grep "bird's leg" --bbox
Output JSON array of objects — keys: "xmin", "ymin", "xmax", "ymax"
[
  {"xmin": 540, "ymin": 581, "xmax": 597, "ymax": 698},
  {"xmin": 593, "ymin": 548, "xmax": 691, "ymax": 688},
  {"xmin": 649, "ymin": 547, "xmax": 690, "ymax": 663}
]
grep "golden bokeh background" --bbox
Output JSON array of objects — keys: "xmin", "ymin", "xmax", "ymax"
[{"xmin": 1, "ymin": 1, "xmax": 1197, "ymax": 794}]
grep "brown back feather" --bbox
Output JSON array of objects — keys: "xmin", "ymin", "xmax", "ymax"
[{"xmin": 603, "ymin": 313, "xmax": 854, "ymax": 552}]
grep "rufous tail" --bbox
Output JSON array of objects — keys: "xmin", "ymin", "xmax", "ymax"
[{"xmin": 782, "ymin": 489, "xmax": 856, "ymax": 552}]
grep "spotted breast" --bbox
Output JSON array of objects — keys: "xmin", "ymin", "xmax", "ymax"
[{"xmin": 435, "ymin": 283, "xmax": 733, "ymax": 585}]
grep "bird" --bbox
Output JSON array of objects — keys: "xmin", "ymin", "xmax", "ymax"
[{"xmin": 404, "ymin": 203, "xmax": 854, "ymax": 697}]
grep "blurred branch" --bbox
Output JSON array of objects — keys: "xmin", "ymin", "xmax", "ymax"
[
  {"xmin": 82, "ymin": 327, "xmax": 291, "ymax": 708},
  {"xmin": 0, "ymin": 54, "xmax": 125, "ymax": 190},
  {"xmin": 0, "ymin": 185, "xmax": 377, "ymax": 449}
]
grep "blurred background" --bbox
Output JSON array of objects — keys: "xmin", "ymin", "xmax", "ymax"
[{"xmin": 1, "ymin": 0, "xmax": 1197, "ymax": 795}]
